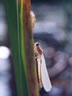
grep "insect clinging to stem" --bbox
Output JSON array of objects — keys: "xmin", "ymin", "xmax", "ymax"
[{"xmin": 34, "ymin": 42, "xmax": 52, "ymax": 92}]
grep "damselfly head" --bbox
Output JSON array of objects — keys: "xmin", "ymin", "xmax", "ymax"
[
  {"xmin": 34, "ymin": 42, "xmax": 40, "ymax": 47},
  {"xmin": 35, "ymin": 42, "xmax": 39, "ymax": 47}
]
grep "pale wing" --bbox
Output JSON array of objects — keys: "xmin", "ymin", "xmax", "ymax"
[{"xmin": 41, "ymin": 54, "xmax": 52, "ymax": 92}]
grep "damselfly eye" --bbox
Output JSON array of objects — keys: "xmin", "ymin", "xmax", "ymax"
[{"xmin": 36, "ymin": 43, "xmax": 39, "ymax": 46}]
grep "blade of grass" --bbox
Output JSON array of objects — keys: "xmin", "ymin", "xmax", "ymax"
[
  {"xmin": 5, "ymin": 0, "xmax": 30, "ymax": 96},
  {"xmin": 4, "ymin": 0, "xmax": 23, "ymax": 96}
]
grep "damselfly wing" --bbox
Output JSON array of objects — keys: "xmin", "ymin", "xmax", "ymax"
[{"xmin": 41, "ymin": 54, "xmax": 52, "ymax": 92}]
